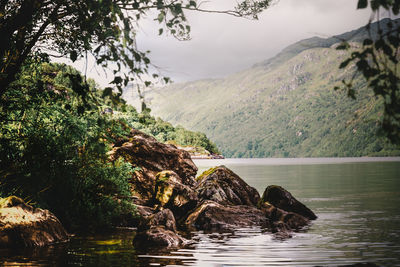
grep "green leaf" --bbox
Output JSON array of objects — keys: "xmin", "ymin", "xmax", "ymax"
[
  {"xmin": 382, "ymin": 43, "xmax": 393, "ymax": 56},
  {"xmin": 70, "ymin": 51, "xmax": 78, "ymax": 62},
  {"xmin": 393, "ymin": 2, "xmax": 400, "ymax": 14},
  {"xmin": 336, "ymin": 42, "xmax": 349, "ymax": 50},
  {"xmin": 375, "ymin": 39, "xmax": 384, "ymax": 49},
  {"xmin": 102, "ymin": 87, "xmax": 113, "ymax": 98},
  {"xmin": 363, "ymin": 39, "xmax": 373, "ymax": 46},
  {"xmin": 159, "ymin": 28, "xmax": 163, "ymax": 35},
  {"xmin": 356, "ymin": 59, "xmax": 368, "ymax": 71},
  {"xmin": 77, "ymin": 105, "xmax": 85, "ymax": 114},
  {"xmin": 357, "ymin": 0, "xmax": 368, "ymax": 9},
  {"xmin": 112, "ymin": 76, "xmax": 122, "ymax": 84},
  {"xmin": 388, "ymin": 35, "xmax": 400, "ymax": 47},
  {"xmin": 339, "ymin": 58, "xmax": 351, "ymax": 69},
  {"xmin": 157, "ymin": 12, "xmax": 164, "ymax": 23}
]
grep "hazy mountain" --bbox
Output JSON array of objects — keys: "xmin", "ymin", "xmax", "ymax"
[{"xmin": 128, "ymin": 19, "xmax": 400, "ymax": 158}]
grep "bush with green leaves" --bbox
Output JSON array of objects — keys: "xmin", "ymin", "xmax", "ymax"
[
  {"xmin": 0, "ymin": 60, "xmax": 136, "ymax": 231},
  {"xmin": 0, "ymin": 59, "xmax": 220, "ymax": 230},
  {"xmin": 116, "ymin": 109, "xmax": 220, "ymax": 154}
]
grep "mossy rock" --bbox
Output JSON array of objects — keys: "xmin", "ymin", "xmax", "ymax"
[
  {"xmin": 154, "ymin": 171, "xmax": 176, "ymax": 208},
  {"xmin": 195, "ymin": 166, "xmax": 260, "ymax": 206},
  {"xmin": 153, "ymin": 171, "xmax": 198, "ymax": 219},
  {"xmin": 196, "ymin": 166, "xmax": 221, "ymax": 181}
]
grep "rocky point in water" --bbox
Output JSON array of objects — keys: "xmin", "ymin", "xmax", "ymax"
[
  {"xmin": 0, "ymin": 196, "xmax": 68, "ymax": 248},
  {"xmin": 110, "ymin": 129, "xmax": 317, "ymax": 247},
  {"xmin": 109, "ymin": 129, "xmax": 197, "ymax": 204}
]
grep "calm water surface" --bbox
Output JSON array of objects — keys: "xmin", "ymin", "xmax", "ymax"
[{"xmin": 1, "ymin": 157, "xmax": 400, "ymax": 266}]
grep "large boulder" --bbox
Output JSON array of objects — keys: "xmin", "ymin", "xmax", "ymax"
[
  {"xmin": 109, "ymin": 129, "xmax": 198, "ymax": 202},
  {"xmin": 185, "ymin": 200, "xmax": 270, "ymax": 232},
  {"xmin": 133, "ymin": 209, "xmax": 187, "ymax": 248},
  {"xmin": 148, "ymin": 209, "xmax": 177, "ymax": 232},
  {"xmin": 153, "ymin": 171, "xmax": 198, "ymax": 219},
  {"xmin": 0, "ymin": 196, "xmax": 68, "ymax": 248},
  {"xmin": 132, "ymin": 204, "xmax": 156, "ymax": 230},
  {"xmin": 195, "ymin": 166, "xmax": 260, "ymax": 206},
  {"xmin": 260, "ymin": 185, "xmax": 317, "ymax": 220}
]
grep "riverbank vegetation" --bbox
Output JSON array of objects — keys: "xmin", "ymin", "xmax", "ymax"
[{"xmin": 0, "ymin": 59, "xmax": 218, "ymax": 231}]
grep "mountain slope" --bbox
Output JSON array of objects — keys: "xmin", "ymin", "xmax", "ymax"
[{"xmin": 131, "ymin": 20, "xmax": 400, "ymax": 158}]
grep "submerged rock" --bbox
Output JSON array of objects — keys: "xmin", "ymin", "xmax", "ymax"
[
  {"xmin": 195, "ymin": 166, "xmax": 260, "ymax": 206},
  {"xmin": 260, "ymin": 185, "xmax": 317, "ymax": 220},
  {"xmin": 109, "ymin": 129, "xmax": 198, "ymax": 202},
  {"xmin": 0, "ymin": 196, "xmax": 68, "ymax": 248},
  {"xmin": 185, "ymin": 200, "xmax": 269, "ymax": 232}
]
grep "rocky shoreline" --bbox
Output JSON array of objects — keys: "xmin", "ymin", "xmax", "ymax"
[
  {"xmin": 0, "ymin": 196, "xmax": 68, "ymax": 248},
  {"xmin": 175, "ymin": 145, "xmax": 225, "ymax": 159},
  {"xmin": 111, "ymin": 129, "xmax": 316, "ymax": 247},
  {"xmin": 0, "ymin": 128, "xmax": 314, "ymax": 249}
]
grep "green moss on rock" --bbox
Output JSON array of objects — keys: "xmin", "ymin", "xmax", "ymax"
[{"xmin": 196, "ymin": 166, "xmax": 221, "ymax": 181}]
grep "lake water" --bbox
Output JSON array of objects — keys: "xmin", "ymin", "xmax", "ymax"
[{"xmin": 1, "ymin": 157, "xmax": 400, "ymax": 266}]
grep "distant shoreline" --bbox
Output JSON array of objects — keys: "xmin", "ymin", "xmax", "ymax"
[{"xmin": 193, "ymin": 157, "xmax": 400, "ymax": 166}]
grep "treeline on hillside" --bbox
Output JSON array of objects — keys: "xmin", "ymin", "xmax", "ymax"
[
  {"xmin": 116, "ymin": 110, "xmax": 220, "ymax": 155},
  {"xmin": 0, "ymin": 59, "xmax": 218, "ymax": 232},
  {"xmin": 147, "ymin": 44, "xmax": 400, "ymax": 158}
]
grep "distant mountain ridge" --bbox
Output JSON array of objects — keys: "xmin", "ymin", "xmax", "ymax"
[
  {"xmin": 127, "ymin": 18, "xmax": 400, "ymax": 158},
  {"xmin": 256, "ymin": 18, "xmax": 400, "ymax": 69}
]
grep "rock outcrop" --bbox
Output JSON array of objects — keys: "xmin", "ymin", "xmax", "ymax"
[
  {"xmin": 119, "ymin": 129, "xmax": 317, "ymax": 248},
  {"xmin": 109, "ymin": 129, "xmax": 198, "ymax": 202},
  {"xmin": 185, "ymin": 200, "xmax": 269, "ymax": 232},
  {"xmin": 153, "ymin": 171, "xmax": 198, "ymax": 219},
  {"xmin": 259, "ymin": 202, "xmax": 310, "ymax": 232},
  {"xmin": 133, "ymin": 208, "xmax": 188, "ymax": 248},
  {"xmin": 0, "ymin": 196, "xmax": 68, "ymax": 248},
  {"xmin": 259, "ymin": 185, "xmax": 317, "ymax": 220},
  {"xmin": 195, "ymin": 166, "xmax": 260, "ymax": 206}
]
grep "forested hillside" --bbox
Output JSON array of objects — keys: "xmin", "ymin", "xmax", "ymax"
[{"xmin": 139, "ymin": 20, "xmax": 400, "ymax": 158}]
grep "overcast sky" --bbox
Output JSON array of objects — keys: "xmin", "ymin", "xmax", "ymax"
[
  {"xmin": 67, "ymin": 0, "xmax": 377, "ymax": 86},
  {"xmin": 134, "ymin": 0, "xmax": 374, "ymax": 83}
]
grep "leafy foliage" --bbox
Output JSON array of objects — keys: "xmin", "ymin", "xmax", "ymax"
[
  {"xmin": 0, "ymin": 61, "xmax": 135, "ymax": 231},
  {"xmin": 336, "ymin": 3, "xmax": 400, "ymax": 143},
  {"xmin": 0, "ymin": 0, "xmax": 272, "ymax": 103},
  {"xmin": 0, "ymin": 60, "xmax": 219, "ymax": 230},
  {"xmin": 114, "ymin": 107, "xmax": 220, "ymax": 154}
]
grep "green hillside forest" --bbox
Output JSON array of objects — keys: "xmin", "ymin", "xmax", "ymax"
[{"xmin": 135, "ymin": 20, "xmax": 400, "ymax": 158}]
